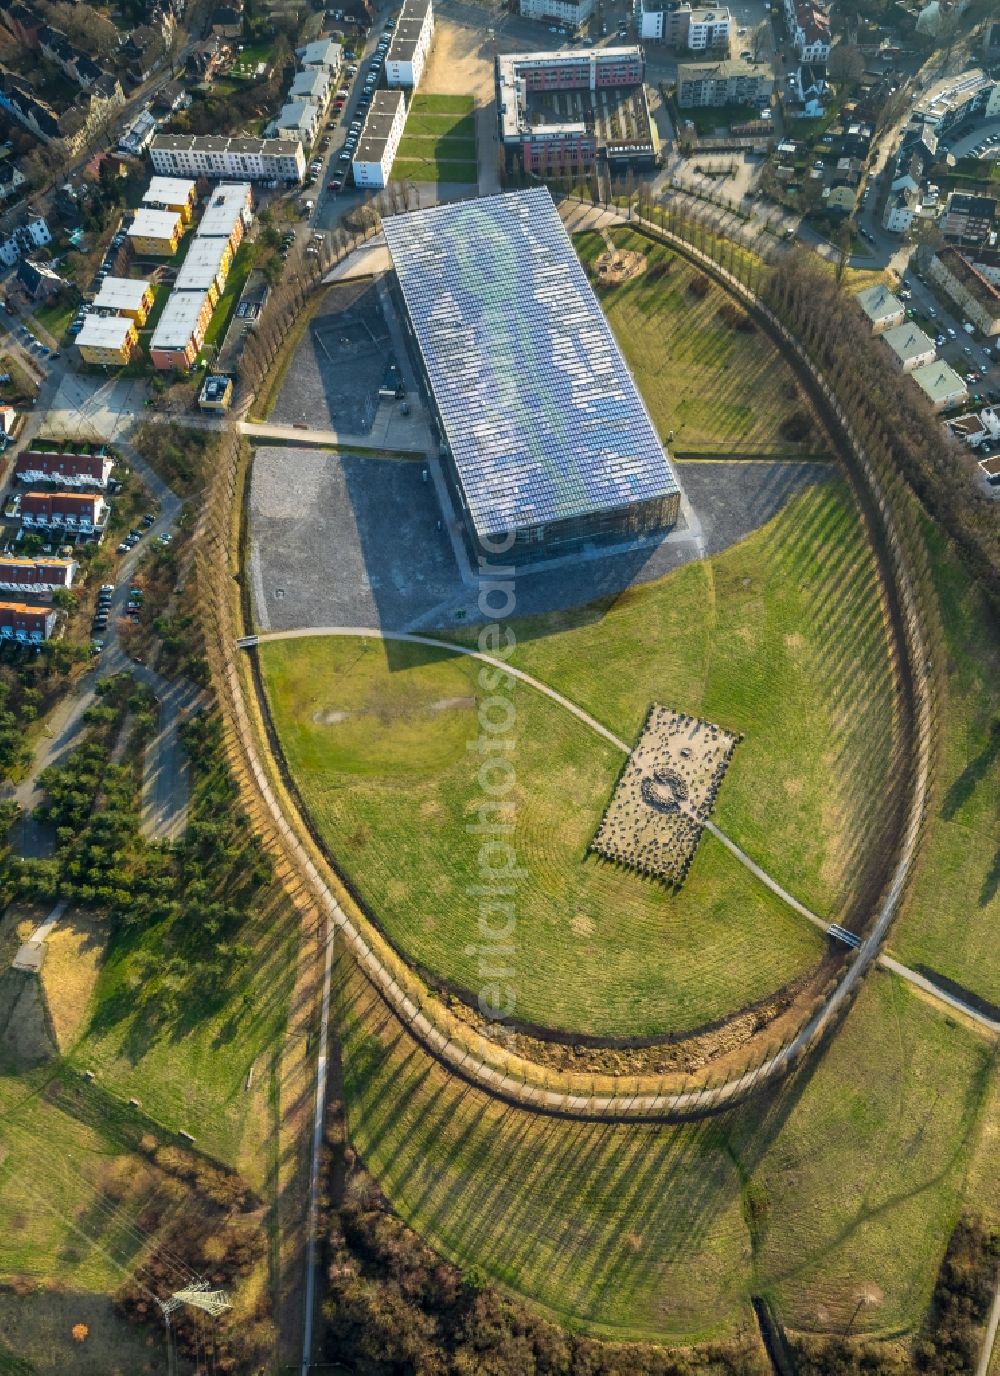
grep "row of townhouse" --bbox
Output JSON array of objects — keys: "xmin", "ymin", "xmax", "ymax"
[
  {"xmin": 0, "ymin": 63, "xmax": 127, "ymax": 160},
  {"xmin": 0, "ymin": 603, "xmax": 58, "ymax": 643},
  {"xmin": 854, "ymin": 283, "xmax": 969, "ymax": 412},
  {"xmin": 17, "ymin": 491, "xmax": 109, "ymax": 533},
  {"xmin": 926, "ymin": 247, "xmax": 1000, "ymax": 338},
  {"xmin": 676, "ymin": 57, "xmax": 773, "ymax": 107},
  {"xmin": 0, "ymin": 557, "xmax": 77, "ymax": 596},
  {"xmin": 15, "ymin": 443, "xmax": 114, "ymax": 489}
]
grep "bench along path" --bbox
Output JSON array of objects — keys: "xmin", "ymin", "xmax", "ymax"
[{"xmin": 247, "ymin": 625, "xmax": 1000, "ymax": 1039}]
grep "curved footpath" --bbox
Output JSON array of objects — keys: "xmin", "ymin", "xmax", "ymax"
[{"xmin": 224, "ymin": 216, "xmax": 993, "ymax": 1126}]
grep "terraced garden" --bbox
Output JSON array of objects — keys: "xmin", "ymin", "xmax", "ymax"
[{"xmin": 394, "ymin": 92, "xmax": 478, "ymax": 185}]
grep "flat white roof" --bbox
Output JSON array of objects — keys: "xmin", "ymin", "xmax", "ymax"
[
  {"xmin": 129, "ymin": 207, "xmax": 181, "ymax": 239},
  {"xmin": 856, "ymin": 283, "xmax": 904, "ymax": 323},
  {"xmin": 143, "ymin": 175, "xmax": 196, "ymax": 206},
  {"xmin": 197, "ymin": 183, "xmax": 251, "ymax": 238},
  {"xmin": 151, "ymin": 290, "xmax": 210, "ymax": 348},
  {"xmin": 174, "ymin": 237, "xmax": 230, "ymax": 290},
  {"xmin": 77, "ymin": 315, "xmax": 134, "ymax": 349},
  {"xmin": 93, "ymin": 276, "xmax": 152, "ymax": 312}
]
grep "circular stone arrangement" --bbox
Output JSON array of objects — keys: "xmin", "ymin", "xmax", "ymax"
[{"xmin": 594, "ymin": 246, "xmax": 647, "ymax": 286}]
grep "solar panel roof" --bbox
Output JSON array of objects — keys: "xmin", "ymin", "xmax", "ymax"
[{"xmin": 382, "ymin": 188, "xmax": 679, "ymax": 540}]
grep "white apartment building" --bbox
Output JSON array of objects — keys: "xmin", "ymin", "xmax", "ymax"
[
  {"xmin": 149, "ymin": 134, "xmax": 306, "ymax": 185},
  {"xmin": 386, "ymin": 0, "xmax": 435, "ymax": 89},
  {"xmin": 352, "ymin": 89, "xmax": 406, "ymax": 189},
  {"xmin": 688, "ymin": 8, "xmax": 731, "ymax": 48},
  {"xmin": 519, "ymin": 0, "xmax": 594, "ymax": 25}
]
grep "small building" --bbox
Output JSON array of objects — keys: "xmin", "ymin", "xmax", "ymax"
[
  {"xmin": 856, "ymin": 284, "xmax": 906, "ymax": 333},
  {"xmin": 518, "ymin": 0, "xmax": 593, "ymax": 24},
  {"xmin": 939, "ymin": 192, "xmax": 998, "ymax": 249},
  {"xmin": 947, "ymin": 407, "xmax": 1000, "ymax": 449},
  {"xmin": 128, "ymin": 206, "xmax": 184, "ymax": 256},
  {"xmin": 174, "ymin": 236, "xmax": 232, "ymax": 304},
  {"xmin": 76, "ymin": 315, "xmax": 139, "ymax": 366},
  {"xmin": 0, "ymin": 556, "xmax": 78, "ymax": 596},
  {"xmin": 0, "ymin": 602, "xmax": 58, "ymax": 642},
  {"xmin": 17, "ymin": 258, "xmax": 65, "ymax": 302},
  {"xmin": 199, "ymin": 373, "xmax": 234, "ymax": 410},
  {"xmin": 927, "ymin": 248, "xmax": 1000, "ymax": 338},
  {"xmin": 677, "ymin": 57, "xmax": 774, "ymax": 108},
  {"xmin": 16, "ymin": 444, "xmax": 114, "ymax": 488},
  {"xmin": 385, "ymin": 0, "xmax": 435, "ymax": 90},
  {"xmin": 269, "ymin": 100, "xmax": 320, "ymax": 147},
  {"xmin": 289, "ymin": 68, "xmax": 331, "ymax": 108},
  {"xmin": 0, "ymin": 406, "xmax": 17, "ymax": 438},
  {"xmin": 20, "ymin": 491, "xmax": 108, "ymax": 532},
  {"xmin": 196, "ymin": 182, "xmax": 252, "ymax": 252},
  {"xmin": 882, "ymin": 323, "xmax": 936, "ymax": 373},
  {"xmin": 149, "ymin": 289, "xmax": 214, "ymax": 370},
  {"xmin": 211, "ymin": 4, "xmax": 243, "ymax": 38},
  {"xmin": 92, "ymin": 276, "xmax": 155, "ymax": 323},
  {"xmin": 296, "ymin": 38, "xmax": 343, "ymax": 75},
  {"xmin": 142, "ymin": 174, "xmax": 197, "ymax": 223},
  {"xmin": 911, "ymin": 361, "xmax": 969, "ymax": 413},
  {"xmin": 352, "ymin": 90, "xmax": 407, "ymax": 189}
]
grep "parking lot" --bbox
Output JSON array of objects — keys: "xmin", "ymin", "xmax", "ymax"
[
  {"xmin": 248, "ymin": 450, "xmax": 830, "ymax": 633},
  {"xmin": 270, "ymin": 279, "xmax": 399, "ymax": 434}
]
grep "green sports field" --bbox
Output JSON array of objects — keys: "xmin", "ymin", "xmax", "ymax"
[{"xmin": 258, "ymin": 477, "xmax": 894, "ymax": 1039}]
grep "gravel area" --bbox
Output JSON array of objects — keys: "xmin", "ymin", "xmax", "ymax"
[
  {"xmin": 270, "ymin": 280, "xmax": 394, "ymax": 435},
  {"xmin": 249, "ymin": 453, "xmax": 832, "ymax": 633}
]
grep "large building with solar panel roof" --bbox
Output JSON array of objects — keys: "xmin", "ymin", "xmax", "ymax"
[{"xmin": 381, "ymin": 188, "xmax": 680, "ymax": 562}]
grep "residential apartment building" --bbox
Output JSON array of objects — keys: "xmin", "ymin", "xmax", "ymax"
[
  {"xmin": 677, "ymin": 57, "xmax": 773, "ymax": 107},
  {"xmin": 385, "ymin": 0, "xmax": 435, "ymax": 89},
  {"xmin": 76, "ymin": 315, "xmax": 140, "ymax": 366},
  {"xmin": 197, "ymin": 182, "xmax": 252, "ymax": 252},
  {"xmin": 269, "ymin": 99, "xmax": 320, "ymax": 146},
  {"xmin": 128, "ymin": 207, "xmax": 184, "ymax": 255},
  {"xmin": 149, "ymin": 289, "xmax": 214, "ymax": 370},
  {"xmin": 882, "ymin": 323, "xmax": 936, "ymax": 372},
  {"xmin": 505, "ymin": 47, "xmax": 645, "ymax": 92},
  {"xmin": 927, "ymin": 248, "xmax": 1000, "ymax": 337},
  {"xmin": 939, "ymin": 192, "xmax": 998, "ymax": 249},
  {"xmin": 783, "ymin": 0, "xmax": 831, "ymax": 61},
  {"xmin": 289, "ymin": 68, "xmax": 332, "ymax": 107},
  {"xmin": 20, "ymin": 492, "xmax": 108, "ymax": 533},
  {"xmin": 15, "ymin": 445, "xmax": 114, "ymax": 489},
  {"xmin": 93, "ymin": 277, "xmax": 155, "ymax": 324},
  {"xmin": 911, "ymin": 361, "xmax": 968, "ymax": 412},
  {"xmin": 883, "ymin": 185, "xmax": 921, "ymax": 235},
  {"xmin": 296, "ymin": 38, "xmax": 344, "ymax": 75},
  {"xmin": 0, "ymin": 557, "xmax": 78, "ymax": 597},
  {"xmin": 174, "ymin": 236, "xmax": 232, "ymax": 303},
  {"xmin": 149, "ymin": 134, "xmax": 306, "ymax": 185},
  {"xmin": 0, "ymin": 603, "xmax": 58, "ymax": 643},
  {"xmin": 855, "ymin": 284, "xmax": 905, "ymax": 333},
  {"xmin": 352, "ymin": 90, "xmax": 407, "ymax": 189},
  {"xmin": 518, "ymin": 0, "xmax": 593, "ymax": 26},
  {"xmin": 142, "ymin": 175, "xmax": 197, "ymax": 222}
]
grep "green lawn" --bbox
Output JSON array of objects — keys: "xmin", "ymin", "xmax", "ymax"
[
  {"xmin": 29, "ymin": 293, "xmax": 78, "ymax": 345},
  {"xmin": 338, "ymin": 951, "xmax": 993, "ymax": 1343},
  {"xmin": 408, "ymin": 93, "xmax": 475, "ymax": 115},
  {"xmin": 574, "ymin": 228, "xmax": 822, "ymax": 454},
  {"xmin": 890, "ymin": 523, "xmax": 1000, "ymax": 1009},
  {"xmin": 202, "ymin": 242, "xmax": 253, "ymax": 354},
  {"xmin": 259, "ymin": 632, "xmax": 823, "ymax": 1039},
  {"xmin": 494, "ymin": 478, "xmax": 897, "ymax": 925},
  {"xmin": 395, "ymin": 134, "xmax": 477, "ymax": 162},
  {"xmin": 404, "ymin": 112, "xmax": 476, "ymax": 139},
  {"xmin": 258, "ymin": 476, "xmax": 894, "ymax": 1038},
  {"xmin": 392, "ymin": 157, "xmax": 479, "ymax": 184}
]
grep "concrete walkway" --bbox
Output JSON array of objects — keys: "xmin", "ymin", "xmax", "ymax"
[
  {"xmin": 249, "ymin": 624, "xmax": 999, "ymax": 1040},
  {"xmin": 977, "ymin": 1271, "xmax": 1000, "ymax": 1376}
]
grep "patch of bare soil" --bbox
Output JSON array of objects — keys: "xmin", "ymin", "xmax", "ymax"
[{"xmin": 595, "ymin": 247, "xmax": 647, "ymax": 287}]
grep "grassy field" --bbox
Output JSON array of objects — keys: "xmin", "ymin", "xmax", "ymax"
[
  {"xmin": 891, "ymin": 523, "xmax": 1000, "ymax": 1009},
  {"xmin": 393, "ymin": 91, "xmax": 478, "ymax": 184},
  {"xmin": 68, "ymin": 883, "xmax": 298, "ymax": 1183},
  {"xmin": 202, "ymin": 242, "xmax": 253, "ymax": 354},
  {"xmin": 259, "ymin": 477, "xmax": 894, "ymax": 1037},
  {"xmin": 259, "ymin": 632, "xmax": 822, "ymax": 1038},
  {"xmin": 338, "ymin": 951, "xmax": 994, "ymax": 1343},
  {"xmin": 574, "ymin": 228, "xmax": 823, "ymax": 454},
  {"xmin": 491, "ymin": 478, "xmax": 895, "ymax": 925}
]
